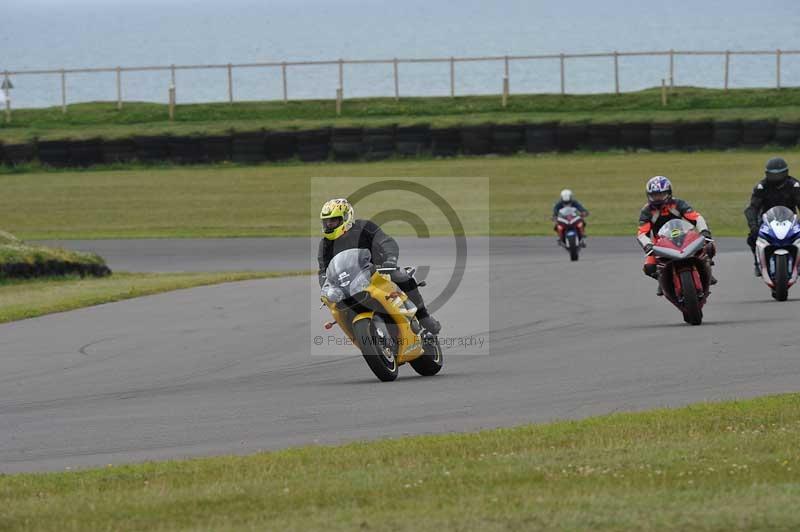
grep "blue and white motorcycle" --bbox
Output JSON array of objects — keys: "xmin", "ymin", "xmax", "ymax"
[{"xmin": 755, "ymin": 206, "xmax": 800, "ymax": 301}]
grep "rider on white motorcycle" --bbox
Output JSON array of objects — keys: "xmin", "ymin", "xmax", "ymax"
[{"xmin": 552, "ymin": 189, "xmax": 589, "ymax": 247}]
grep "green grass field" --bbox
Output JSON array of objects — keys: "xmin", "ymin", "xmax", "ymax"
[
  {"xmin": 2, "ymin": 87, "xmax": 799, "ymax": 142},
  {"xmin": 0, "ymin": 271, "xmax": 308, "ymax": 323},
  {"xmin": 1, "ymin": 150, "xmax": 793, "ymax": 239},
  {"xmin": 1, "ymin": 393, "xmax": 798, "ymax": 531}
]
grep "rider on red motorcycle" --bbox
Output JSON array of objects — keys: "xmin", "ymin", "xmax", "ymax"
[
  {"xmin": 552, "ymin": 189, "xmax": 589, "ymax": 246},
  {"xmin": 637, "ymin": 176, "xmax": 717, "ymax": 295}
]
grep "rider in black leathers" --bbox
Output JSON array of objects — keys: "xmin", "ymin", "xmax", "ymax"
[
  {"xmin": 317, "ymin": 198, "xmax": 441, "ymax": 334},
  {"xmin": 744, "ymin": 157, "xmax": 800, "ymax": 276}
]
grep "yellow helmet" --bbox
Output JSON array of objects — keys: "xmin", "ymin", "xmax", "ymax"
[{"xmin": 320, "ymin": 198, "xmax": 354, "ymax": 240}]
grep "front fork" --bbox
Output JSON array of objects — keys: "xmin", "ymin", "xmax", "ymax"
[{"xmin": 672, "ymin": 267, "xmax": 703, "ymax": 299}]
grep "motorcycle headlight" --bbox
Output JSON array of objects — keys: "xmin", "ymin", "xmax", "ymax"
[
  {"xmin": 349, "ymin": 270, "xmax": 373, "ymax": 295},
  {"xmin": 321, "ymin": 284, "xmax": 345, "ymax": 303}
]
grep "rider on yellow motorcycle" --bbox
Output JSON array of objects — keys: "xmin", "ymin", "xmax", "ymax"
[{"xmin": 317, "ymin": 198, "xmax": 441, "ymax": 334}]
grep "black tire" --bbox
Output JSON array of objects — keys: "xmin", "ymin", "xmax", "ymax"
[
  {"xmin": 773, "ymin": 254, "xmax": 789, "ymax": 302},
  {"xmin": 619, "ymin": 122, "xmax": 651, "ymax": 150},
  {"xmin": 567, "ymin": 234, "xmax": 579, "ymax": 261},
  {"xmin": 409, "ymin": 335, "xmax": 443, "ymax": 376},
  {"xmin": 353, "ymin": 319, "xmax": 398, "ymax": 382},
  {"xmin": 680, "ymin": 270, "xmax": 703, "ymax": 325},
  {"xmin": 650, "ymin": 123, "xmax": 680, "ymax": 152},
  {"xmin": 524, "ymin": 122, "xmax": 558, "ymax": 153}
]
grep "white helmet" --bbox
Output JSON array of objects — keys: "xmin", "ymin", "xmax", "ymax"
[{"xmin": 560, "ymin": 189, "xmax": 573, "ymax": 203}]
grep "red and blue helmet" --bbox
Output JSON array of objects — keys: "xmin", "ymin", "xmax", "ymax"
[{"xmin": 646, "ymin": 175, "xmax": 673, "ymax": 207}]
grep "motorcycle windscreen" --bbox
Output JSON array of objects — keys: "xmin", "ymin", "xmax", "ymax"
[
  {"xmin": 322, "ymin": 248, "xmax": 374, "ymax": 301},
  {"xmin": 656, "ymin": 219, "xmax": 696, "ymax": 248},
  {"xmin": 763, "ymin": 206, "xmax": 796, "ymax": 225},
  {"xmin": 558, "ymin": 206, "xmax": 580, "ymax": 220}
]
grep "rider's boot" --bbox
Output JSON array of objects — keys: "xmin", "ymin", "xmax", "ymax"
[
  {"xmin": 416, "ymin": 308, "xmax": 441, "ymax": 335},
  {"xmin": 648, "ymin": 270, "xmax": 663, "ymax": 296},
  {"xmin": 754, "ymin": 261, "xmax": 762, "ymax": 277}
]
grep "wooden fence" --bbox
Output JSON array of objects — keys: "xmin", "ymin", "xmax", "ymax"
[{"xmin": 2, "ymin": 49, "xmax": 799, "ymax": 114}]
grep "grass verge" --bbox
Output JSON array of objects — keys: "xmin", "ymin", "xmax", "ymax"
[
  {"xmin": 1, "ymin": 87, "xmax": 800, "ymax": 142},
  {"xmin": 1, "ymin": 149, "xmax": 795, "ymax": 239},
  {"xmin": 1, "ymin": 393, "xmax": 799, "ymax": 530},
  {"xmin": 0, "ymin": 271, "xmax": 309, "ymax": 323},
  {"xmin": 0, "ymin": 230, "xmax": 109, "ymax": 277}
]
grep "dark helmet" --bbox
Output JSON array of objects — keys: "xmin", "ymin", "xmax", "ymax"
[{"xmin": 765, "ymin": 157, "xmax": 789, "ymax": 185}]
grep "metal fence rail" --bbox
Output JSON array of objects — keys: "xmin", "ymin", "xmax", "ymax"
[{"xmin": 2, "ymin": 49, "xmax": 799, "ymax": 115}]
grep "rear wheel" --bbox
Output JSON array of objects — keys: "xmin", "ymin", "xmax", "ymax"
[
  {"xmin": 679, "ymin": 270, "xmax": 703, "ymax": 325},
  {"xmin": 567, "ymin": 234, "xmax": 579, "ymax": 261},
  {"xmin": 409, "ymin": 334, "xmax": 444, "ymax": 376},
  {"xmin": 773, "ymin": 254, "xmax": 789, "ymax": 301},
  {"xmin": 353, "ymin": 319, "xmax": 398, "ymax": 382}
]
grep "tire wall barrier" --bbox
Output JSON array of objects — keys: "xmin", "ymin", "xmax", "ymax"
[
  {"xmin": 363, "ymin": 126, "xmax": 395, "ymax": 161},
  {"xmin": 525, "ymin": 122, "xmax": 558, "ymax": 153},
  {"xmin": 396, "ymin": 125, "xmax": 431, "ymax": 157},
  {"xmin": 2, "ymin": 120, "xmax": 797, "ymax": 168},
  {"xmin": 296, "ymin": 128, "xmax": 331, "ymax": 162},
  {"xmin": 331, "ymin": 127, "xmax": 364, "ymax": 161}
]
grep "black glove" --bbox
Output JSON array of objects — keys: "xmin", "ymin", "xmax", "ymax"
[
  {"xmin": 700, "ymin": 229, "xmax": 712, "ymax": 240},
  {"xmin": 382, "ymin": 256, "xmax": 398, "ymax": 269},
  {"xmin": 643, "ymin": 243, "xmax": 654, "ymax": 255}
]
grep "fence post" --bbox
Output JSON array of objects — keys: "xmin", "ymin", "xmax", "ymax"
[
  {"xmin": 282, "ymin": 62, "xmax": 288, "ymax": 103},
  {"xmin": 613, "ymin": 51, "xmax": 620, "ymax": 94},
  {"xmin": 560, "ymin": 53, "xmax": 565, "ymax": 95},
  {"xmin": 777, "ymin": 49, "xmax": 782, "ymax": 89},
  {"xmin": 170, "ymin": 64, "xmax": 176, "ymax": 87},
  {"xmin": 669, "ymin": 49, "xmax": 674, "ymax": 88},
  {"xmin": 724, "ymin": 51, "xmax": 730, "ymax": 91},
  {"xmin": 336, "ymin": 88, "xmax": 343, "ymax": 116},
  {"xmin": 338, "ymin": 58, "xmax": 344, "ymax": 96},
  {"xmin": 116, "ymin": 67, "xmax": 123, "ymax": 110},
  {"xmin": 169, "ymin": 85, "xmax": 176, "ymax": 121},
  {"xmin": 227, "ymin": 63, "xmax": 233, "ymax": 103},
  {"xmin": 503, "ymin": 55, "xmax": 510, "ymax": 107},
  {"xmin": 661, "ymin": 78, "xmax": 667, "ymax": 106},
  {"xmin": 60, "ymin": 69, "xmax": 67, "ymax": 114},
  {"xmin": 3, "ymin": 72, "xmax": 10, "ymax": 124},
  {"xmin": 393, "ymin": 58, "xmax": 399, "ymax": 100},
  {"xmin": 450, "ymin": 57, "xmax": 455, "ymax": 97}
]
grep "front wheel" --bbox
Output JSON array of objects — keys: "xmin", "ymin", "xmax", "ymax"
[
  {"xmin": 567, "ymin": 234, "xmax": 579, "ymax": 261},
  {"xmin": 409, "ymin": 335, "xmax": 444, "ymax": 376},
  {"xmin": 353, "ymin": 319, "xmax": 398, "ymax": 382},
  {"xmin": 679, "ymin": 270, "xmax": 703, "ymax": 325},
  {"xmin": 773, "ymin": 254, "xmax": 789, "ymax": 301}
]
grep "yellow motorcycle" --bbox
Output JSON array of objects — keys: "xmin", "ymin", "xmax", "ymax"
[{"xmin": 321, "ymin": 249, "xmax": 443, "ymax": 382}]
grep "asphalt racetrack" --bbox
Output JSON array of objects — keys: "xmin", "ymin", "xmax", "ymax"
[{"xmin": 2, "ymin": 237, "xmax": 799, "ymax": 473}]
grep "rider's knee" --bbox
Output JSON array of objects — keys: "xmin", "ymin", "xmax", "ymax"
[{"xmin": 643, "ymin": 263, "xmax": 658, "ymax": 278}]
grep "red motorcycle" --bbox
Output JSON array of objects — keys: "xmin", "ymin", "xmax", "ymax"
[
  {"xmin": 650, "ymin": 219, "xmax": 713, "ymax": 325},
  {"xmin": 555, "ymin": 206, "xmax": 586, "ymax": 261}
]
